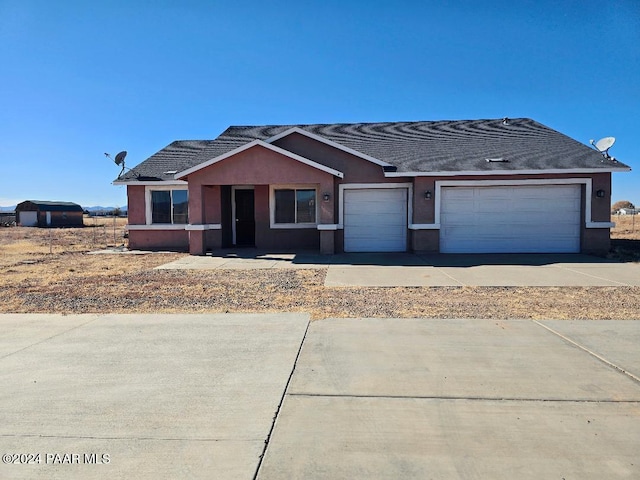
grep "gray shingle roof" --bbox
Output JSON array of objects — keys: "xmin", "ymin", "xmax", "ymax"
[{"xmin": 117, "ymin": 118, "xmax": 629, "ymax": 182}]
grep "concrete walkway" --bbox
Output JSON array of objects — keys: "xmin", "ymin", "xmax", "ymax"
[
  {"xmin": 156, "ymin": 251, "xmax": 640, "ymax": 287},
  {"xmin": 2, "ymin": 315, "xmax": 639, "ymax": 479}
]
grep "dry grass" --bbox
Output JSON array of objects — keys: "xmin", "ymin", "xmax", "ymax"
[
  {"xmin": 1, "ymin": 216, "xmax": 639, "ymax": 320},
  {"xmin": 611, "ymin": 215, "xmax": 640, "ymax": 240},
  {"xmin": 609, "ymin": 215, "xmax": 640, "ymax": 262}
]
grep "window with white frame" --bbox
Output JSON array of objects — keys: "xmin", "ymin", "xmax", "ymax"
[
  {"xmin": 150, "ymin": 189, "xmax": 188, "ymax": 224},
  {"xmin": 273, "ymin": 187, "xmax": 316, "ymax": 226}
]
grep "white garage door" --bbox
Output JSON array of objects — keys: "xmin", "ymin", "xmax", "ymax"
[
  {"xmin": 344, "ymin": 188, "xmax": 408, "ymax": 252},
  {"xmin": 19, "ymin": 211, "xmax": 38, "ymax": 227},
  {"xmin": 440, "ymin": 185, "xmax": 581, "ymax": 253}
]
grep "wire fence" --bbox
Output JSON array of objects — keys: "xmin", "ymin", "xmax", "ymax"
[{"xmin": 35, "ymin": 217, "xmax": 128, "ymax": 254}]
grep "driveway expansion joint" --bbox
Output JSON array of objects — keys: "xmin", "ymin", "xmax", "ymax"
[
  {"xmin": 286, "ymin": 393, "xmax": 640, "ymax": 403},
  {"xmin": 0, "ymin": 316, "xmax": 99, "ymax": 360},
  {"xmin": 253, "ymin": 319, "xmax": 311, "ymax": 480},
  {"xmin": 533, "ymin": 320, "xmax": 640, "ymax": 385},
  {"xmin": 554, "ymin": 265, "xmax": 632, "ymax": 286},
  {"xmin": 0, "ymin": 433, "xmax": 262, "ymax": 442}
]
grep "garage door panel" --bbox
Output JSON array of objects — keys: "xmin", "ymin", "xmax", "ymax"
[
  {"xmin": 345, "ymin": 203, "xmax": 405, "ymax": 216},
  {"xmin": 19, "ymin": 211, "xmax": 38, "ymax": 227},
  {"xmin": 440, "ymin": 213, "xmax": 477, "ymax": 226},
  {"xmin": 344, "ymin": 188, "xmax": 408, "ymax": 252},
  {"xmin": 440, "ymin": 185, "xmax": 581, "ymax": 253},
  {"xmin": 344, "ymin": 224, "xmax": 405, "ymax": 238},
  {"xmin": 344, "ymin": 218, "xmax": 406, "ymax": 230}
]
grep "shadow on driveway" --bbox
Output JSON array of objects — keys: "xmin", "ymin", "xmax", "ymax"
[{"xmin": 205, "ymin": 250, "xmax": 618, "ymax": 267}]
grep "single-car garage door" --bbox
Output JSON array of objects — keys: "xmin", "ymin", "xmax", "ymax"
[
  {"xmin": 344, "ymin": 188, "xmax": 408, "ymax": 252},
  {"xmin": 440, "ymin": 185, "xmax": 581, "ymax": 253},
  {"xmin": 19, "ymin": 211, "xmax": 38, "ymax": 227}
]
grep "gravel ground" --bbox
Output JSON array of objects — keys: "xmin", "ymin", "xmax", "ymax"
[
  {"xmin": 2, "ymin": 256, "xmax": 639, "ymax": 320},
  {"xmin": 1, "ymin": 221, "xmax": 639, "ymax": 320}
]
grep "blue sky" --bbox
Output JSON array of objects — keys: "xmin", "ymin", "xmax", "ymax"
[{"xmin": 1, "ymin": 0, "xmax": 638, "ymax": 208}]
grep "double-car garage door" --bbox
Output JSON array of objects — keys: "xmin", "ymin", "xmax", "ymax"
[
  {"xmin": 342, "ymin": 184, "xmax": 582, "ymax": 254},
  {"xmin": 440, "ymin": 185, "xmax": 581, "ymax": 253}
]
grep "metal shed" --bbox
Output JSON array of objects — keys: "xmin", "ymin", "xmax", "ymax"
[{"xmin": 15, "ymin": 201, "xmax": 84, "ymax": 227}]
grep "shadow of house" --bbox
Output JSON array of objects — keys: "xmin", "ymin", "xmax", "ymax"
[{"xmin": 16, "ymin": 200, "xmax": 84, "ymax": 227}]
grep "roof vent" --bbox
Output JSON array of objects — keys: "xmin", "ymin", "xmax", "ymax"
[
  {"xmin": 382, "ymin": 165, "xmax": 398, "ymax": 172},
  {"xmin": 486, "ymin": 158, "xmax": 509, "ymax": 163},
  {"xmin": 502, "ymin": 117, "xmax": 510, "ymax": 126},
  {"xmin": 164, "ymin": 170, "xmax": 178, "ymax": 175}
]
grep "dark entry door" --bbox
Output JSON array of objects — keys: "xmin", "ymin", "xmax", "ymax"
[{"xmin": 234, "ymin": 189, "xmax": 255, "ymax": 246}]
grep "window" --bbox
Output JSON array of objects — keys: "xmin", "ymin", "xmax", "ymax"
[
  {"xmin": 273, "ymin": 188, "xmax": 316, "ymax": 225},
  {"xmin": 151, "ymin": 189, "xmax": 188, "ymax": 224}
]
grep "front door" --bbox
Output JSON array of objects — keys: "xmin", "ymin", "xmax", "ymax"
[{"xmin": 234, "ymin": 189, "xmax": 255, "ymax": 246}]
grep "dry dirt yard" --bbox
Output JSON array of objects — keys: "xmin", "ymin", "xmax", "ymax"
[{"xmin": 1, "ymin": 216, "xmax": 639, "ymax": 320}]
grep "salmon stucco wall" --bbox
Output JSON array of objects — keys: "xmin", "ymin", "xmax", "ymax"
[
  {"xmin": 412, "ymin": 230, "xmax": 439, "ymax": 253},
  {"xmin": 128, "ymin": 229, "xmax": 189, "ymax": 251},
  {"xmin": 127, "ymin": 185, "xmax": 146, "ymax": 225},
  {"xmin": 590, "ymin": 173, "xmax": 612, "ymax": 222},
  {"xmin": 273, "ymin": 132, "xmax": 399, "ymax": 185},
  {"xmin": 582, "ymin": 172, "xmax": 612, "ymax": 255},
  {"xmin": 181, "ymin": 145, "xmax": 334, "ymax": 251},
  {"xmin": 185, "ymin": 145, "xmax": 334, "ymax": 186},
  {"xmin": 412, "ymin": 177, "xmax": 436, "ymax": 224}
]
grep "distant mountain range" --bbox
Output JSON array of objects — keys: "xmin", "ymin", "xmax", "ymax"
[
  {"xmin": 85, "ymin": 205, "xmax": 128, "ymax": 213},
  {"xmin": 0, "ymin": 205, "xmax": 128, "ymax": 213}
]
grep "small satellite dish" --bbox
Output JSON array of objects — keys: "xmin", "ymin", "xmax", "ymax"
[
  {"xmin": 594, "ymin": 137, "xmax": 615, "ymax": 152},
  {"xmin": 114, "ymin": 151, "xmax": 127, "ymax": 166},
  {"xmin": 590, "ymin": 136, "xmax": 616, "ymax": 155},
  {"xmin": 104, "ymin": 150, "xmax": 136, "ymax": 178}
]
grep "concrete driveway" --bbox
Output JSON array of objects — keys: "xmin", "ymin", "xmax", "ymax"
[
  {"xmin": 324, "ymin": 253, "xmax": 640, "ymax": 287},
  {"xmin": 0, "ymin": 313, "xmax": 309, "ymax": 480},
  {"xmin": 2, "ymin": 315, "xmax": 639, "ymax": 479},
  {"xmin": 258, "ymin": 318, "xmax": 640, "ymax": 479},
  {"xmin": 156, "ymin": 251, "xmax": 640, "ymax": 287}
]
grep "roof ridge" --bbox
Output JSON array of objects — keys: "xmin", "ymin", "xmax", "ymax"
[{"xmin": 225, "ymin": 118, "xmax": 533, "ymax": 129}]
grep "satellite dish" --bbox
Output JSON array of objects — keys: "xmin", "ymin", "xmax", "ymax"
[
  {"xmin": 104, "ymin": 150, "xmax": 135, "ymax": 178},
  {"xmin": 589, "ymin": 136, "xmax": 616, "ymax": 160},
  {"xmin": 590, "ymin": 137, "xmax": 615, "ymax": 152},
  {"xmin": 594, "ymin": 137, "xmax": 615, "ymax": 152},
  {"xmin": 114, "ymin": 151, "xmax": 127, "ymax": 166}
]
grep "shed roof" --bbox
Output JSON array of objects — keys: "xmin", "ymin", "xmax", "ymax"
[{"xmin": 16, "ymin": 201, "xmax": 84, "ymax": 212}]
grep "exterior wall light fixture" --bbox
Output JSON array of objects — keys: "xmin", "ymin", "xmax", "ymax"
[
  {"xmin": 323, "ymin": 193, "xmax": 331, "ymax": 202},
  {"xmin": 596, "ymin": 189, "xmax": 606, "ymax": 198},
  {"xmin": 425, "ymin": 190, "xmax": 432, "ymax": 200}
]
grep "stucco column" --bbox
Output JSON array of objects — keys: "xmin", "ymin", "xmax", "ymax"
[
  {"xmin": 188, "ymin": 184, "xmax": 206, "ymax": 255},
  {"xmin": 318, "ymin": 180, "xmax": 336, "ymax": 254},
  {"xmin": 189, "ymin": 230, "xmax": 205, "ymax": 255},
  {"xmin": 411, "ymin": 177, "xmax": 439, "ymax": 252},
  {"xmin": 319, "ymin": 230, "xmax": 335, "ymax": 254},
  {"xmin": 582, "ymin": 173, "xmax": 613, "ymax": 256}
]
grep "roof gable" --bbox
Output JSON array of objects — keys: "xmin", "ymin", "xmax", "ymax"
[
  {"xmin": 175, "ymin": 140, "xmax": 344, "ymax": 179},
  {"xmin": 264, "ymin": 127, "xmax": 392, "ymax": 168}
]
